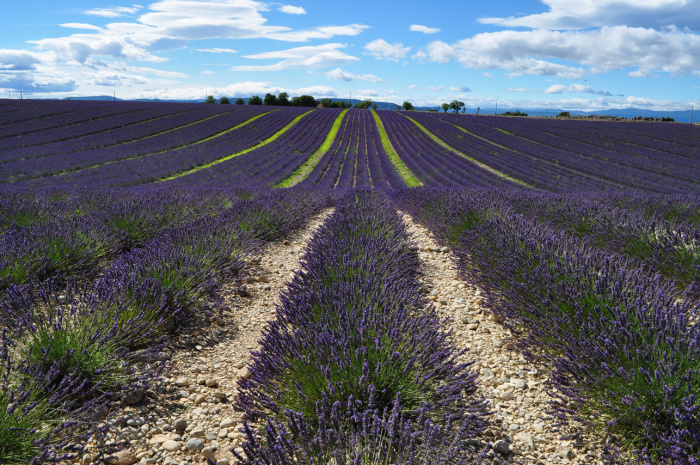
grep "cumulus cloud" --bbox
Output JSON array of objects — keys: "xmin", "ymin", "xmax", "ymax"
[
  {"xmin": 196, "ymin": 48, "xmax": 238, "ymax": 53},
  {"xmin": 325, "ymin": 67, "xmax": 383, "ymax": 83},
  {"xmin": 449, "ymin": 86, "xmax": 471, "ymax": 92},
  {"xmin": 60, "ymin": 23, "xmax": 104, "ymax": 31},
  {"xmin": 0, "ymin": 50, "xmax": 44, "ymax": 70},
  {"xmin": 479, "ymin": 0, "xmax": 700, "ymax": 30},
  {"xmin": 418, "ymin": 26, "xmax": 700, "ymax": 78},
  {"xmin": 364, "ymin": 39, "xmax": 410, "ymax": 61},
  {"xmin": 544, "ymin": 83, "xmax": 613, "ymax": 96},
  {"xmin": 234, "ymin": 43, "xmax": 359, "ymax": 71},
  {"xmin": 297, "ymin": 85, "xmax": 336, "ymax": 96},
  {"xmin": 410, "ymin": 24, "xmax": 441, "ymax": 34},
  {"xmin": 85, "ymin": 5, "xmax": 142, "ymax": 17},
  {"xmin": 278, "ymin": 5, "xmax": 306, "ymax": 14}
]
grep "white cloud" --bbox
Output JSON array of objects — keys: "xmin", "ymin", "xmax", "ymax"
[
  {"xmin": 269, "ymin": 24, "xmax": 369, "ymax": 42},
  {"xmin": 427, "ymin": 85, "xmax": 443, "ymax": 91},
  {"xmin": 449, "ymin": 86, "xmax": 471, "ymax": 92},
  {"xmin": 60, "ymin": 23, "xmax": 104, "ymax": 31},
  {"xmin": 201, "ymin": 70, "xmax": 215, "ymax": 74},
  {"xmin": 507, "ymin": 88, "xmax": 531, "ymax": 92},
  {"xmin": 234, "ymin": 44, "xmax": 359, "ymax": 71},
  {"xmin": 364, "ymin": 39, "xmax": 410, "ymax": 61},
  {"xmin": 297, "ymin": 85, "xmax": 336, "ymax": 96},
  {"xmin": 483, "ymin": 72, "xmax": 494, "ymax": 79},
  {"xmin": 419, "ymin": 26, "xmax": 700, "ymax": 78},
  {"xmin": 479, "ymin": 0, "xmax": 700, "ymax": 30},
  {"xmin": 278, "ymin": 5, "xmax": 306, "ymax": 15},
  {"xmin": 0, "ymin": 50, "xmax": 44, "ymax": 70},
  {"xmin": 410, "ymin": 24, "xmax": 440, "ymax": 34},
  {"xmin": 85, "ymin": 5, "xmax": 142, "ymax": 18},
  {"xmin": 405, "ymin": 84, "xmax": 417, "ymax": 89},
  {"xmin": 325, "ymin": 67, "xmax": 383, "ymax": 83},
  {"xmin": 544, "ymin": 83, "xmax": 613, "ymax": 96},
  {"xmin": 196, "ymin": 48, "xmax": 238, "ymax": 53}
]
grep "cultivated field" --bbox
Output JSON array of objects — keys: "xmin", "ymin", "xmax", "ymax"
[{"xmin": 0, "ymin": 100, "xmax": 698, "ymax": 465}]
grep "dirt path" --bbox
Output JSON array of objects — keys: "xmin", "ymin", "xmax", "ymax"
[
  {"xmin": 400, "ymin": 212, "xmax": 604, "ymax": 465},
  {"xmin": 96, "ymin": 209, "xmax": 333, "ymax": 465}
]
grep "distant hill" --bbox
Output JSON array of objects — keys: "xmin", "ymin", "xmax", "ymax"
[{"xmin": 59, "ymin": 96, "xmax": 695, "ymax": 122}]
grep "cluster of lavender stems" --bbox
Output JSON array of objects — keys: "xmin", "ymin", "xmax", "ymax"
[
  {"xmin": 232, "ymin": 189, "xmax": 490, "ymax": 465},
  {"xmin": 395, "ymin": 187, "xmax": 700, "ymax": 464},
  {"xmin": 0, "ymin": 187, "xmax": 329, "ymax": 462}
]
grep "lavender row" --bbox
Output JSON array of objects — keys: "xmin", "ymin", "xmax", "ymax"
[
  {"xmin": 1, "ymin": 106, "xmax": 263, "ymax": 183},
  {"xmin": 410, "ymin": 113, "xmax": 616, "ymax": 191},
  {"xmin": 0, "ymin": 101, "xmax": 160, "ymax": 145},
  {"xmin": 0, "ymin": 99, "xmax": 115, "ymax": 126},
  {"xmin": 17, "ymin": 107, "xmax": 307, "ymax": 188},
  {"xmin": 429, "ymin": 114, "xmax": 700, "ymax": 193},
  {"xmin": 0, "ymin": 187, "xmax": 328, "ymax": 462},
  {"xmin": 378, "ymin": 111, "xmax": 516, "ymax": 189},
  {"xmin": 395, "ymin": 188, "xmax": 700, "ymax": 463},
  {"xmin": 0, "ymin": 103, "xmax": 205, "ymax": 157},
  {"xmin": 233, "ymin": 189, "xmax": 489, "ymax": 464},
  {"xmin": 163, "ymin": 108, "xmax": 340, "ymax": 188},
  {"xmin": 300, "ymin": 110, "xmax": 406, "ymax": 189}
]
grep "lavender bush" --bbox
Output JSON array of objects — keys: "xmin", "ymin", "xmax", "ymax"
[{"xmin": 233, "ymin": 189, "xmax": 490, "ymax": 464}]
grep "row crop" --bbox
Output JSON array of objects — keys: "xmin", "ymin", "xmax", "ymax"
[
  {"xmin": 234, "ymin": 189, "xmax": 490, "ymax": 464},
  {"xmin": 0, "ymin": 187, "xmax": 329, "ymax": 463},
  {"xmin": 395, "ymin": 188, "xmax": 700, "ymax": 463}
]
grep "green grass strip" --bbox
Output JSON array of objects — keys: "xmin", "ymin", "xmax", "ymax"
[
  {"xmin": 401, "ymin": 114, "xmax": 532, "ymax": 188},
  {"xmin": 32, "ymin": 109, "xmax": 274, "ymax": 182},
  {"xmin": 276, "ymin": 109, "xmax": 348, "ymax": 188},
  {"xmin": 372, "ymin": 110, "xmax": 420, "ymax": 187},
  {"xmin": 158, "ymin": 110, "xmax": 313, "ymax": 182}
]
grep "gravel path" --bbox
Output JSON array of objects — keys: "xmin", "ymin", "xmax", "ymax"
[
  {"xmin": 95, "ymin": 210, "xmax": 333, "ymax": 465},
  {"xmin": 92, "ymin": 207, "xmax": 607, "ymax": 465},
  {"xmin": 400, "ymin": 212, "xmax": 605, "ymax": 465}
]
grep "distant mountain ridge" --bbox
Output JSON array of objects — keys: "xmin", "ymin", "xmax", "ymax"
[{"xmin": 59, "ymin": 95, "xmax": 695, "ymax": 122}]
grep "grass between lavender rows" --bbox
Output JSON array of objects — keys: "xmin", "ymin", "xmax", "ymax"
[
  {"xmin": 394, "ymin": 188, "xmax": 700, "ymax": 464},
  {"xmin": 0, "ymin": 187, "xmax": 329, "ymax": 463},
  {"xmin": 276, "ymin": 109, "xmax": 349, "ymax": 188},
  {"xmin": 36, "ymin": 109, "xmax": 274, "ymax": 181},
  {"xmin": 399, "ymin": 113, "xmax": 531, "ymax": 188},
  {"xmin": 158, "ymin": 110, "xmax": 312, "ymax": 182},
  {"xmin": 371, "ymin": 110, "xmax": 421, "ymax": 187}
]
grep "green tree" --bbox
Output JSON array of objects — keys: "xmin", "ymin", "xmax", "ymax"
[
  {"xmin": 402, "ymin": 101, "xmax": 414, "ymax": 111},
  {"xmin": 248, "ymin": 95, "xmax": 263, "ymax": 105},
  {"xmin": 264, "ymin": 93, "xmax": 278, "ymax": 106},
  {"xmin": 291, "ymin": 95, "xmax": 317, "ymax": 107},
  {"xmin": 235, "ymin": 98, "xmax": 245, "ymax": 105},
  {"xmin": 219, "ymin": 96, "xmax": 231, "ymax": 104},
  {"xmin": 205, "ymin": 95, "xmax": 216, "ymax": 104},
  {"xmin": 371, "ymin": 103, "xmax": 378, "ymax": 110},
  {"xmin": 557, "ymin": 111, "xmax": 571, "ymax": 118},
  {"xmin": 277, "ymin": 92, "xmax": 289, "ymax": 106},
  {"xmin": 441, "ymin": 103, "xmax": 449, "ymax": 112},
  {"xmin": 354, "ymin": 99, "xmax": 373, "ymax": 109},
  {"xmin": 449, "ymin": 100, "xmax": 465, "ymax": 113}
]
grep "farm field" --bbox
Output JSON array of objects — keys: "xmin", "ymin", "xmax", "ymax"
[{"xmin": 0, "ymin": 100, "xmax": 699, "ymax": 465}]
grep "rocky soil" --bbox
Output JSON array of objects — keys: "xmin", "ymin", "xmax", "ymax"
[{"xmin": 91, "ymin": 209, "xmax": 607, "ymax": 465}]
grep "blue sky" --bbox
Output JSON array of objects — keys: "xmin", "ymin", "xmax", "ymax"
[{"xmin": 1, "ymin": 0, "xmax": 699, "ymax": 111}]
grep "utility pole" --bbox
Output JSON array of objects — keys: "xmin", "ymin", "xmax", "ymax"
[
  {"xmin": 114, "ymin": 91, "xmax": 116, "ymax": 102},
  {"xmin": 690, "ymin": 106, "xmax": 694, "ymax": 124},
  {"xmin": 494, "ymin": 97, "xmax": 498, "ymax": 115}
]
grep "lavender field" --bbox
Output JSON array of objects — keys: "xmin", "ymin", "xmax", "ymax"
[{"xmin": 0, "ymin": 100, "xmax": 699, "ymax": 464}]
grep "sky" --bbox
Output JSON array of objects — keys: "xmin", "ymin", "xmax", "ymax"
[{"xmin": 1, "ymin": 0, "xmax": 699, "ymax": 111}]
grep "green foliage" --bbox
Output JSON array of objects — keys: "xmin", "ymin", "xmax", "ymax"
[
  {"xmin": 219, "ymin": 96, "xmax": 231, "ymax": 104},
  {"xmin": 320, "ymin": 98, "xmax": 351, "ymax": 108},
  {"xmin": 264, "ymin": 93, "xmax": 278, "ymax": 106},
  {"xmin": 441, "ymin": 103, "xmax": 449, "ymax": 112},
  {"xmin": 558, "ymin": 111, "xmax": 571, "ymax": 117},
  {"xmin": 354, "ymin": 99, "xmax": 373, "ymax": 110},
  {"xmin": 248, "ymin": 95, "xmax": 263, "ymax": 105},
  {"xmin": 204, "ymin": 95, "xmax": 216, "ymax": 104},
  {"xmin": 291, "ymin": 95, "xmax": 317, "ymax": 107},
  {"xmin": 0, "ymin": 391, "xmax": 45, "ymax": 464},
  {"xmin": 402, "ymin": 101, "xmax": 414, "ymax": 111},
  {"xmin": 502, "ymin": 110, "xmax": 528, "ymax": 116},
  {"xmin": 235, "ymin": 98, "xmax": 245, "ymax": 105},
  {"xmin": 448, "ymin": 100, "xmax": 465, "ymax": 113},
  {"xmin": 277, "ymin": 92, "xmax": 289, "ymax": 106}
]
